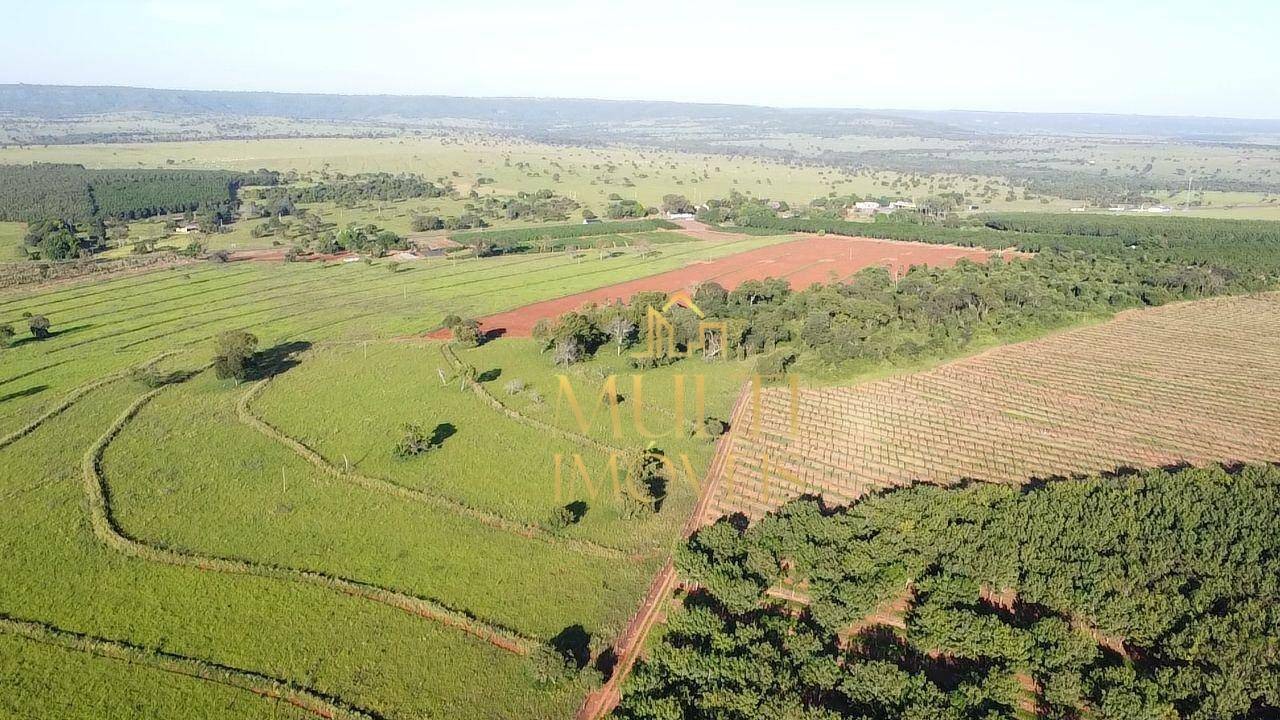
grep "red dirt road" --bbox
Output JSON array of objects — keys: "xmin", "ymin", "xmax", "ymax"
[{"xmin": 435, "ymin": 234, "xmax": 1013, "ymax": 338}]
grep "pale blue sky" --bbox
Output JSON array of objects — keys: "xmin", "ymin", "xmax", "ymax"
[{"xmin": 2, "ymin": 0, "xmax": 1276, "ymax": 118}]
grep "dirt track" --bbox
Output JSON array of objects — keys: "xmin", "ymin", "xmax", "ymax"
[{"xmin": 433, "ymin": 234, "xmax": 1008, "ymax": 338}]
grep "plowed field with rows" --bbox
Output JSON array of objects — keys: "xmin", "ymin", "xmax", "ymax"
[{"xmin": 708, "ymin": 292, "xmax": 1280, "ymax": 520}]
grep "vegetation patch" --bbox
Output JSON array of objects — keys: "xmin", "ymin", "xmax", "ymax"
[{"xmin": 620, "ymin": 464, "xmax": 1280, "ymax": 720}]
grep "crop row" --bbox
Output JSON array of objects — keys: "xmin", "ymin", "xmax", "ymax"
[{"xmin": 709, "ymin": 293, "xmax": 1280, "ymax": 519}]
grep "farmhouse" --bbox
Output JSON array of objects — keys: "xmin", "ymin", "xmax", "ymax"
[
  {"xmin": 664, "ymin": 211, "xmax": 696, "ymax": 220},
  {"xmin": 174, "ymin": 223, "xmax": 200, "ymax": 234},
  {"xmin": 853, "ymin": 201, "xmax": 882, "ymax": 214}
]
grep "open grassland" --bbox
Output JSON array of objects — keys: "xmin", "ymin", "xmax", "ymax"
[
  {"xmin": 0, "ymin": 234, "xmax": 788, "ymax": 435},
  {"xmin": 0, "ymin": 632, "xmax": 313, "ymax": 720},
  {"xmin": 1, "ymin": 377, "xmax": 581, "ymax": 719},
  {"xmin": 102, "ymin": 367, "xmax": 654, "ymax": 640},
  {"xmin": 0, "ymin": 135, "xmax": 1049, "ymax": 214},
  {"xmin": 0, "ymin": 221, "xmax": 24, "ymax": 260},
  {"xmin": 0, "ymin": 232, "xmax": 791, "ymax": 718},
  {"xmin": 252, "ymin": 339, "xmax": 748, "ymax": 551},
  {"xmin": 710, "ymin": 293, "xmax": 1280, "ymax": 520}
]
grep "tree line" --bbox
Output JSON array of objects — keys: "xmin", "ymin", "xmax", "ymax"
[
  {"xmin": 453, "ymin": 218, "xmax": 678, "ymax": 255},
  {"xmin": 251, "ymin": 172, "xmax": 447, "ymax": 212},
  {"xmin": 527, "ymin": 237, "xmax": 1265, "ymax": 373},
  {"xmin": 0, "ymin": 163, "xmax": 275, "ymax": 223}
]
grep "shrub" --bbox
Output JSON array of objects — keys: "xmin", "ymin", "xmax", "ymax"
[
  {"xmin": 209, "ymin": 249, "xmax": 230, "ymax": 263},
  {"xmin": 128, "ymin": 366, "xmax": 166, "ymax": 389},
  {"xmin": 503, "ymin": 378, "xmax": 526, "ymax": 395},
  {"xmin": 393, "ymin": 423, "xmax": 434, "ymax": 459},
  {"xmin": 27, "ymin": 315, "xmax": 51, "ymax": 339},
  {"xmin": 451, "ymin": 319, "xmax": 483, "ymax": 348},
  {"xmin": 755, "ymin": 348, "xmax": 797, "ymax": 376},
  {"xmin": 546, "ymin": 505, "xmax": 575, "ymax": 530},
  {"xmin": 0, "ymin": 323, "xmax": 14, "ymax": 345},
  {"xmin": 620, "ymin": 450, "xmax": 665, "ymax": 519},
  {"xmin": 552, "ymin": 338, "xmax": 584, "ymax": 366},
  {"xmin": 528, "ymin": 643, "xmax": 576, "ymax": 687},
  {"xmin": 699, "ymin": 416, "xmax": 729, "ymax": 438}
]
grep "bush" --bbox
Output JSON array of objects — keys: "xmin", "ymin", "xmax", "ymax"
[
  {"xmin": 699, "ymin": 416, "xmax": 729, "ymax": 438},
  {"xmin": 528, "ymin": 643, "xmax": 576, "ymax": 687},
  {"xmin": 128, "ymin": 366, "xmax": 166, "ymax": 389},
  {"xmin": 451, "ymin": 319, "xmax": 483, "ymax": 348},
  {"xmin": 27, "ymin": 315, "xmax": 51, "ymax": 339},
  {"xmin": 620, "ymin": 450, "xmax": 665, "ymax": 519},
  {"xmin": 0, "ymin": 323, "xmax": 14, "ymax": 346},
  {"xmin": 754, "ymin": 348, "xmax": 797, "ymax": 376},
  {"xmin": 503, "ymin": 378, "xmax": 526, "ymax": 395},
  {"xmin": 209, "ymin": 249, "xmax": 230, "ymax": 263},
  {"xmin": 546, "ymin": 505, "xmax": 576, "ymax": 530},
  {"xmin": 393, "ymin": 423, "xmax": 436, "ymax": 459}
]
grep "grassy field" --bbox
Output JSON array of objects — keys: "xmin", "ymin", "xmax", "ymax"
[
  {"xmin": 0, "ymin": 231, "xmax": 791, "ymax": 719},
  {"xmin": 0, "ymin": 221, "xmax": 24, "ymax": 260},
  {"xmin": 0, "ymin": 135, "xmax": 1057, "ymax": 216}
]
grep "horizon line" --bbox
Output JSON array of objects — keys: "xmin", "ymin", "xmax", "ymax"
[{"xmin": 4, "ymin": 81, "xmax": 1280, "ymax": 125}]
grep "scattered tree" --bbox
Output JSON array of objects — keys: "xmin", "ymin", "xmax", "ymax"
[
  {"xmin": 212, "ymin": 330, "xmax": 258, "ymax": 381},
  {"xmin": 27, "ymin": 315, "xmax": 51, "ymax": 339}
]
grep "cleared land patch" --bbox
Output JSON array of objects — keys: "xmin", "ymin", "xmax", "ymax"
[
  {"xmin": 710, "ymin": 292, "xmax": 1280, "ymax": 520},
  {"xmin": 440, "ymin": 234, "xmax": 1011, "ymax": 337}
]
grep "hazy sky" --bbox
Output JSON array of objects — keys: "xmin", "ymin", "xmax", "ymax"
[{"xmin": 2, "ymin": 0, "xmax": 1277, "ymax": 118}]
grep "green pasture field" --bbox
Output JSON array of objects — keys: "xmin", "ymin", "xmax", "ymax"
[
  {"xmin": 0, "ymin": 634, "xmax": 312, "ymax": 720},
  {"xmin": 0, "ymin": 221, "xmax": 24, "ymax": 260},
  {"xmin": 0, "ymin": 232, "xmax": 788, "ymax": 719},
  {"xmin": 0, "ymin": 135, "xmax": 1041, "ymax": 214},
  {"xmin": 253, "ymin": 339, "xmax": 749, "ymax": 551}
]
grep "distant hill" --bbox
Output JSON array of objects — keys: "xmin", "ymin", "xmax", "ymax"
[
  {"xmin": 5, "ymin": 84, "xmax": 1279, "ymax": 143},
  {"xmin": 0, "ymin": 84, "xmax": 794, "ymax": 126}
]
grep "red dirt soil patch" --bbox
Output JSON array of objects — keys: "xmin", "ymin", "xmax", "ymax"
[{"xmin": 432, "ymin": 235, "xmax": 1013, "ymax": 338}]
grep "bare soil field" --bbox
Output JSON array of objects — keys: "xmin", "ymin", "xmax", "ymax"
[
  {"xmin": 435, "ymin": 234, "xmax": 1008, "ymax": 338},
  {"xmin": 708, "ymin": 292, "xmax": 1280, "ymax": 520}
]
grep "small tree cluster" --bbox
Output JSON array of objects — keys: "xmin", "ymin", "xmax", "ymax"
[
  {"xmin": 28, "ymin": 315, "xmax": 51, "ymax": 339},
  {"xmin": 442, "ymin": 314, "xmax": 483, "ymax": 347}
]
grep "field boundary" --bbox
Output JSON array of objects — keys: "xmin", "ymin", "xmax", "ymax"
[
  {"xmin": 82, "ymin": 375, "xmax": 538, "ymax": 656},
  {"xmin": 575, "ymin": 379, "xmax": 754, "ymax": 720},
  {"xmin": 0, "ymin": 350, "xmax": 179, "ymax": 452},
  {"xmin": 0, "ymin": 615, "xmax": 380, "ymax": 720},
  {"xmin": 237, "ymin": 374, "xmax": 641, "ymax": 562},
  {"xmin": 440, "ymin": 344, "xmax": 629, "ymax": 459}
]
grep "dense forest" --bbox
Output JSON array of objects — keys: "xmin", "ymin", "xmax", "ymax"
[
  {"xmin": 0, "ymin": 163, "xmax": 275, "ymax": 222},
  {"xmin": 617, "ymin": 464, "xmax": 1280, "ymax": 719},
  {"xmin": 705, "ymin": 194, "xmax": 1280, "ymax": 275}
]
